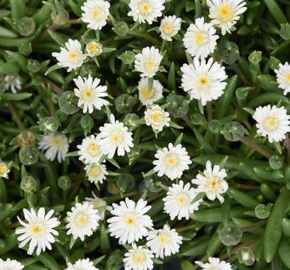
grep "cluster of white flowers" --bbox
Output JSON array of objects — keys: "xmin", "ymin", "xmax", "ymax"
[
  {"xmin": 15, "ymin": 202, "xmax": 102, "ymax": 256},
  {"xmin": 19, "ymin": 0, "xmax": 267, "ymax": 269}
]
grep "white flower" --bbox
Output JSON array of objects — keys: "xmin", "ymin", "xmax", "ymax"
[
  {"xmin": 163, "ymin": 181, "xmax": 202, "ymax": 220},
  {"xmin": 146, "ymin": 225, "xmax": 183, "ymax": 258},
  {"xmin": 207, "ymin": 0, "xmax": 247, "ymax": 35},
  {"xmin": 85, "ymin": 193, "xmax": 107, "ymax": 219},
  {"xmin": 15, "ymin": 208, "xmax": 60, "ymax": 255},
  {"xmin": 66, "ymin": 202, "xmax": 101, "ymax": 241},
  {"xmin": 81, "ymin": 0, "xmax": 110, "ymax": 30},
  {"xmin": 65, "ymin": 259, "xmax": 99, "ymax": 270},
  {"xmin": 275, "ymin": 62, "xmax": 290, "ymax": 95},
  {"xmin": 85, "ymin": 163, "xmax": 108, "ymax": 184},
  {"xmin": 4, "ymin": 75, "xmax": 21, "ymax": 93},
  {"xmin": 73, "ymin": 75, "xmax": 109, "ymax": 114},
  {"xmin": 196, "ymin": 257, "xmax": 232, "ymax": 270},
  {"xmin": 253, "ymin": 105, "xmax": 290, "ymax": 143},
  {"xmin": 107, "ymin": 198, "xmax": 153, "ymax": 244},
  {"xmin": 134, "ymin": 47, "xmax": 163, "ymax": 78},
  {"xmin": 97, "ymin": 115, "xmax": 133, "ymax": 159},
  {"xmin": 38, "ymin": 133, "xmax": 69, "ymax": 163},
  {"xmin": 86, "ymin": 40, "xmax": 103, "ymax": 57},
  {"xmin": 183, "ymin": 17, "xmax": 219, "ymax": 58},
  {"xmin": 159, "ymin": 15, "xmax": 182, "ymax": 41},
  {"xmin": 52, "ymin": 39, "xmax": 86, "ymax": 72},
  {"xmin": 192, "ymin": 161, "xmax": 228, "ymax": 203},
  {"xmin": 153, "ymin": 143, "xmax": 191, "ymax": 180},
  {"xmin": 0, "ymin": 259, "xmax": 24, "ymax": 270},
  {"xmin": 144, "ymin": 105, "xmax": 170, "ymax": 133},
  {"xmin": 123, "ymin": 244, "xmax": 154, "ymax": 270},
  {"xmin": 0, "ymin": 161, "xmax": 10, "ymax": 179},
  {"xmin": 181, "ymin": 57, "xmax": 228, "ymax": 106},
  {"xmin": 77, "ymin": 135, "xmax": 102, "ymax": 164},
  {"xmin": 128, "ymin": 0, "xmax": 165, "ymax": 24},
  {"xmin": 138, "ymin": 78, "xmax": 163, "ymax": 106}
]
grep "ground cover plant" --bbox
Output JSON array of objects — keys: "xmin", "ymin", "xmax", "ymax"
[{"xmin": 0, "ymin": 0, "xmax": 290, "ymax": 269}]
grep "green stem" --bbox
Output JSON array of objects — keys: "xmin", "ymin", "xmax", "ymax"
[{"xmin": 240, "ymin": 136, "xmax": 273, "ymax": 159}]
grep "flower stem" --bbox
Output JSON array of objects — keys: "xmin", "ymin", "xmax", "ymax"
[
  {"xmin": 7, "ymin": 101, "xmax": 25, "ymax": 131},
  {"xmin": 240, "ymin": 136, "xmax": 273, "ymax": 159}
]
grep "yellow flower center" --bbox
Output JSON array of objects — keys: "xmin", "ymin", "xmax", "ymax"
[
  {"xmin": 198, "ymin": 76, "xmax": 210, "ymax": 87},
  {"xmin": 164, "ymin": 24, "xmax": 173, "ymax": 34},
  {"xmin": 266, "ymin": 116, "xmax": 278, "ymax": 129},
  {"xmin": 89, "ymin": 144, "xmax": 100, "ymax": 155},
  {"xmin": 93, "ymin": 9, "xmax": 100, "ymax": 18},
  {"xmin": 134, "ymin": 254, "xmax": 144, "ymax": 264},
  {"xmin": 69, "ymin": 52, "xmax": 77, "ymax": 59},
  {"xmin": 219, "ymin": 4, "xmax": 234, "ymax": 22},
  {"xmin": 111, "ymin": 134, "xmax": 121, "ymax": 143},
  {"xmin": 0, "ymin": 164, "xmax": 6, "ymax": 174},
  {"xmin": 195, "ymin": 32, "xmax": 204, "ymax": 45},
  {"xmin": 90, "ymin": 166, "xmax": 100, "ymax": 176},
  {"xmin": 31, "ymin": 224, "xmax": 42, "ymax": 234},
  {"xmin": 210, "ymin": 177, "xmax": 219, "ymax": 190},
  {"xmin": 286, "ymin": 73, "xmax": 290, "ymax": 81},
  {"xmin": 151, "ymin": 112, "xmax": 162, "ymax": 122},
  {"xmin": 177, "ymin": 194, "xmax": 186, "ymax": 204},
  {"xmin": 125, "ymin": 216, "xmax": 136, "ymax": 226},
  {"xmin": 77, "ymin": 214, "xmax": 88, "ymax": 226},
  {"xmin": 159, "ymin": 234, "xmax": 169, "ymax": 244},
  {"xmin": 52, "ymin": 139, "xmax": 61, "ymax": 146},
  {"xmin": 142, "ymin": 87, "xmax": 154, "ymax": 99},
  {"xmin": 88, "ymin": 43, "xmax": 97, "ymax": 52},
  {"xmin": 141, "ymin": 3, "xmax": 150, "ymax": 13},
  {"xmin": 166, "ymin": 155, "xmax": 177, "ymax": 167},
  {"xmin": 146, "ymin": 59, "xmax": 154, "ymax": 68},
  {"xmin": 84, "ymin": 88, "xmax": 94, "ymax": 100}
]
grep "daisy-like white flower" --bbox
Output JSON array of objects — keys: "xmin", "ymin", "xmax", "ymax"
[
  {"xmin": 107, "ymin": 198, "xmax": 153, "ymax": 244},
  {"xmin": 85, "ymin": 192, "xmax": 107, "ymax": 219},
  {"xmin": 153, "ymin": 143, "xmax": 191, "ymax": 180},
  {"xmin": 192, "ymin": 161, "xmax": 228, "ymax": 203},
  {"xmin": 128, "ymin": 0, "xmax": 165, "ymax": 24},
  {"xmin": 134, "ymin": 47, "xmax": 163, "ymax": 78},
  {"xmin": 65, "ymin": 259, "xmax": 99, "ymax": 270},
  {"xmin": 144, "ymin": 105, "xmax": 170, "ymax": 133},
  {"xmin": 253, "ymin": 105, "xmax": 290, "ymax": 143},
  {"xmin": 146, "ymin": 225, "xmax": 183, "ymax": 258},
  {"xmin": 196, "ymin": 257, "xmax": 232, "ymax": 270},
  {"xmin": 0, "ymin": 259, "xmax": 24, "ymax": 270},
  {"xmin": 86, "ymin": 40, "xmax": 103, "ymax": 57},
  {"xmin": 15, "ymin": 208, "xmax": 60, "ymax": 255},
  {"xmin": 77, "ymin": 135, "xmax": 102, "ymax": 164},
  {"xmin": 163, "ymin": 181, "xmax": 202, "ymax": 220},
  {"xmin": 97, "ymin": 115, "xmax": 134, "ymax": 159},
  {"xmin": 207, "ymin": 0, "xmax": 247, "ymax": 35},
  {"xmin": 275, "ymin": 62, "xmax": 290, "ymax": 95},
  {"xmin": 66, "ymin": 202, "xmax": 101, "ymax": 241},
  {"xmin": 181, "ymin": 57, "xmax": 228, "ymax": 106},
  {"xmin": 183, "ymin": 17, "xmax": 219, "ymax": 58},
  {"xmin": 52, "ymin": 39, "xmax": 86, "ymax": 72},
  {"xmin": 123, "ymin": 244, "xmax": 154, "ymax": 270},
  {"xmin": 85, "ymin": 163, "xmax": 108, "ymax": 184},
  {"xmin": 138, "ymin": 78, "xmax": 163, "ymax": 106},
  {"xmin": 38, "ymin": 133, "xmax": 69, "ymax": 163},
  {"xmin": 0, "ymin": 161, "xmax": 10, "ymax": 179},
  {"xmin": 73, "ymin": 75, "xmax": 109, "ymax": 114},
  {"xmin": 4, "ymin": 75, "xmax": 21, "ymax": 93},
  {"xmin": 81, "ymin": 0, "xmax": 110, "ymax": 30},
  {"xmin": 159, "ymin": 15, "xmax": 182, "ymax": 41}
]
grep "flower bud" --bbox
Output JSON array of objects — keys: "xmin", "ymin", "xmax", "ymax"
[
  {"xmin": 114, "ymin": 94, "xmax": 137, "ymax": 114},
  {"xmin": 167, "ymin": 95, "xmax": 189, "ymax": 118},
  {"xmin": 58, "ymin": 176, "xmax": 71, "ymax": 190},
  {"xmin": 17, "ymin": 17, "xmax": 35, "ymax": 37},
  {"xmin": 269, "ymin": 155, "xmax": 283, "ymax": 170},
  {"xmin": 118, "ymin": 51, "xmax": 135, "ymax": 64},
  {"xmin": 248, "ymin": 51, "xmax": 262, "ymax": 64},
  {"xmin": 237, "ymin": 247, "xmax": 255, "ymax": 266},
  {"xmin": 208, "ymin": 120, "xmax": 222, "ymax": 134},
  {"xmin": 218, "ymin": 225, "xmax": 243, "ymax": 246},
  {"xmin": 86, "ymin": 41, "xmax": 103, "ymax": 57},
  {"xmin": 112, "ymin": 21, "xmax": 129, "ymax": 36},
  {"xmin": 20, "ymin": 176, "xmax": 37, "ymax": 193}
]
